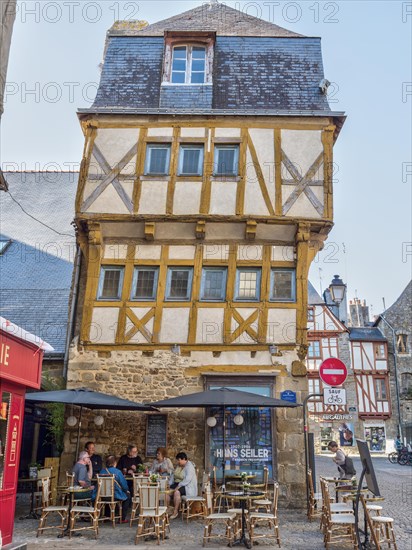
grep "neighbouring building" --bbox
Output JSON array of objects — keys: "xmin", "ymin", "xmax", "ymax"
[
  {"xmin": 375, "ymin": 281, "xmax": 412, "ymax": 443},
  {"xmin": 0, "ymin": 172, "xmax": 78, "ymax": 465},
  {"xmin": 65, "ymin": 3, "xmax": 345, "ymax": 506}
]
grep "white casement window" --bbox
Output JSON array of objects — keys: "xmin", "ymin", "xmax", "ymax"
[
  {"xmin": 307, "ymin": 307, "xmax": 315, "ymax": 322},
  {"xmin": 200, "ymin": 268, "xmax": 227, "ymax": 301},
  {"xmin": 131, "ymin": 267, "xmax": 159, "ymax": 301},
  {"xmin": 178, "ymin": 145, "xmax": 204, "ymax": 176},
  {"xmin": 145, "ymin": 144, "xmax": 171, "ymax": 175},
  {"xmin": 214, "ymin": 145, "xmax": 239, "ymax": 176},
  {"xmin": 234, "ymin": 268, "xmax": 261, "ymax": 301},
  {"xmin": 308, "ymin": 340, "xmax": 322, "ymax": 359},
  {"xmin": 97, "ymin": 266, "xmax": 124, "ymax": 300},
  {"xmin": 171, "ymin": 45, "xmax": 206, "ymax": 84},
  {"xmin": 374, "ymin": 343, "xmax": 386, "ymax": 359},
  {"xmin": 374, "ymin": 378, "xmax": 388, "ymax": 400},
  {"xmin": 270, "ymin": 269, "xmax": 296, "ymax": 302},
  {"xmin": 165, "ymin": 267, "xmax": 193, "ymax": 301}
]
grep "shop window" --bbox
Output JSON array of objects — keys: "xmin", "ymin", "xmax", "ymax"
[
  {"xmin": 0, "ymin": 392, "xmax": 11, "ymax": 489},
  {"xmin": 374, "ymin": 343, "xmax": 386, "ymax": 359},
  {"xmin": 308, "ymin": 340, "xmax": 322, "ymax": 359},
  {"xmin": 97, "ymin": 266, "xmax": 124, "ymax": 300},
  {"xmin": 269, "ymin": 269, "xmax": 296, "ymax": 302},
  {"xmin": 131, "ymin": 267, "xmax": 159, "ymax": 301},
  {"xmin": 200, "ymin": 267, "xmax": 227, "ymax": 301},
  {"xmin": 307, "ymin": 308, "xmax": 315, "ymax": 322},
  {"xmin": 165, "ymin": 267, "xmax": 193, "ymax": 301},
  {"xmin": 171, "ymin": 45, "xmax": 206, "ymax": 84},
  {"xmin": 397, "ymin": 334, "xmax": 408, "ymax": 354},
  {"xmin": 374, "ymin": 378, "xmax": 387, "ymax": 400},
  {"xmin": 178, "ymin": 145, "xmax": 204, "ymax": 176},
  {"xmin": 144, "ymin": 144, "xmax": 171, "ymax": 175},
  {"xmin": 213, "ymin": 145, "xmax": 239, "ymax": 176},
  {"xmin": 234, "ymin": 268, "xmax": 261, "ymax": 301},
  {"xmin": 364, "ymin": 425, "xmax": 386, "ymax": 452}
]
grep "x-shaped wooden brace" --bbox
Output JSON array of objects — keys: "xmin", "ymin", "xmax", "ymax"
[
  {"xmin": 124, "ymin": 308, "xmax": 155, "ymax": 343},
  {"xmin": 282, "ymin": 151, "xmax": 324, "ymax": 216},
  {"xmin": 81, "ymin": 143, "xmax": 136, "ymax": 212},
  {"xmin": 228, "ymin": 309, "xmax": 259, "ymax": 344}
]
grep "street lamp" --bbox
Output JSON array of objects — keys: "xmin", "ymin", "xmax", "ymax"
[{"xmin": 328, "ymin": 275, "xmax": 346, "ymax": 305}]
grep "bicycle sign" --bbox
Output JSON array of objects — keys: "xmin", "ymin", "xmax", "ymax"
[{"xmin": 323, "ymin": 387, "xmax": 346, "ymax": 406}]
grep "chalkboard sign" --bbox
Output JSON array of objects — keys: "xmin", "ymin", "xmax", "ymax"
[{"xmin": 146, "ymin": 414, "xmax": 168, "ymax": 457}]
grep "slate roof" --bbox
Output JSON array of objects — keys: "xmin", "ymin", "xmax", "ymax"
[
  {"xmin": 85, "ymin": 4, "xmax": 339, "ymax": 116},
  {"xmin": 0, "ymin": 172, "xmax": 78, "ymax": 356},
  {"xmin": 308, "ymin": 281, "xmax": 324, "ymax": 305},
  {"xmin": 110, "ymin": 4, "xmax": 303, "ymax": 38},
  {"xmin": 348, "ymin": 327, "xmax": 387, "ymax": 342}
]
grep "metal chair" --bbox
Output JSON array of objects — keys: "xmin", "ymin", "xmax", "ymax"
[
  {"xmin": 36, "ymin": 477, "xmax": 68, "ymax": 537},
  {"xmin": 181, "ymin": 471, "xmax": 208, "ymax": 523},
  {"xmin": 202, "ymin": 482, "xmax": 236, "ymax": 547},
  {"xmin": 96, "ymin": 474, "xmax": 123, "ymax": 528},
  {"xmin": 135, "ymin": 483, "xmax": 168, "ymax": 545},
  {"xmin": 69, "ymin": 478, "xmax": 101, "ymax": 540},
  {"xmin": 249, "ymin": 481, "xmax": 281, "ymax": 547}
]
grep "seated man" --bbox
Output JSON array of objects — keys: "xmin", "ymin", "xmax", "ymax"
[
  {"xmin": 85, "ymin": 441, "xmax": 103, "ymax": 478},
  {"xmin": 99, "ymin": 455, "xmax": 131, "ymax": 523},
  {"xmin": 169, "ymin": 452, "xmax": 197, "ymax": 520},
  {"xmin": 117, "ymin": 444, "xmax": 143, "ymax": 495},
  {"xmin": 73, "ymin": 451, "xmax": 92, "ymax": 487}
]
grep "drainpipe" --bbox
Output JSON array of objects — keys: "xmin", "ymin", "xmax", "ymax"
[
  {"xmin": 63, "ymin": 244, "xmax": 82, "ymax": 381},
  {"xmin": 379, "ymin": 314, "xmax": 402, "ymax": 439}
]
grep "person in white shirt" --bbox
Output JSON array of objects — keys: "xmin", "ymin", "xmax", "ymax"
[{"xmin": 169, "ymin": 452, "xmax": 197, "ymax": 519}]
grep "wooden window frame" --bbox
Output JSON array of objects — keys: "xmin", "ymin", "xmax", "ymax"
[
  {"xmin": 165, "ymin": 267, "xmax": 194, "ymax": 302},
  {"xmin": 97, "ymin": 266, "xmax": 124, "ymax": 301},
  {"xmin": 308, "ymin": 340, "xmax": 322, "ymax": 359},
  {"xmin": 269, "ymin": 268, "xmax": 296, "ymax": 302},
  {"xmin": 373, "ymin": 376, "xmax": 388, "ymax": 401},
  {"xmin": 374, "ymin": 343, "xmax": 387, "ymax": 360},
  {"xmin": 307, "ymin": 307, "xmax": 315, "ymax": 322},
  {"xmin": 213, "ymin": 144, "xmax": 240, "ymax": 176},
  {"xmin": 144, "ymin": 143, "xmax": 171, "ymax": 176},
  {"xmin": 177, "ymin": 144, "xmax": 204, "ymax": 176},
  {"xmin": 130, "ymin": 266, "xmax": 159, "ymax": 301},
  {"xmin": 170, "ymin": 45, "xmax": 206, "ymax": 84},
  {"xmin": 234, "ymin": 267, "xmax": 262, "ymax": 302},
  {"xmin": 200, "ymin": 267, "xmax": 228, "ymax": 302}
]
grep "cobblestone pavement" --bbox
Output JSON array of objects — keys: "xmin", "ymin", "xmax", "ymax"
[{"xmin": 11, "ymin": 457, "xmax": 411, "ymax": 550}]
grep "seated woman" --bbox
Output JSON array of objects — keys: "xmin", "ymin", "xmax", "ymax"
[
  {"xmin": 169, "ymin": 452, "xmax": 198, "ymax": 520},
  {"xmin": 165, "ymin": 457, "xmax": 185, "ymax": 509},
  {"xmin": 99, "ymin": 455, "xmax": 131, "ymax": 523},
  {"xmin": 150, "ymin": 447, "xmax": 174, "ymax": 476}
]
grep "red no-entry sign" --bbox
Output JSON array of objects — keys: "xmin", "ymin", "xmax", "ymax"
[{"xmin": 319, "ymin": 358, "xmax": 348, "ymax": 386}]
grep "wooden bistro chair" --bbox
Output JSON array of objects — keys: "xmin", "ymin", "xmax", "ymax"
[
  {"xmin": 202, "ymin": 482, "xmax": 237, "ymax": 547},
  {"xmin": 248, "ymin": 481, "xmax": 281, "ymax": 548},
  {"xmin": 307, "ymin": 469, "xmax": 323, "ymax": 522},
  {"xmin": 57, "ymin": 472, "xmax": 74, "ymax": 506},
  {"xmin": 250, "ymin": 467, "xmax": 272, "ymax": 513},
  {"xmin": 97, "ymin": 474, "xmax": 123, "ymax": 528},
  {"xmin": 34, "ymin": 467, "xmax": 53, "ymax": 511},
  {"xmin": 181, "ymin": 471, "xmax": 209, "ymax": 523},
  {"xmin": 359, "ymin": 495, "xmax": 397, "ymax": 550},
  {"xmin": 320, "ymin": 479, "xmax": 356, "ymax": 549},
  {"xmin": 211, "ymin": 466, "xmax": 227, "ymax": 512},
  {"xmin": 130, "ymin": 475, "xmax": 150, "ymax": 527},
  {"xmin": 319, "ymin": 478, "xmax": 353, "ymax": 535},
  {"xmin": 135, "ymin": 483, "xmax": 168, "ymax": 545},
  {"xmin": 69, "ymin": 478, "xmax": 101, "ymax": 540},
  {"xmin": 36, "ymin": 477, "xmax": 69, "ymax": 537}
]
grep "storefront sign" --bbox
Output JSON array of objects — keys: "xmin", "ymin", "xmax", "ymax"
[
  {"xmin": 280, "ymin": 390, "xmax": 297, "ymax": 403},
  {"xmin": 322, "ymin": 414, "xmax": 353, "ymax": 420},
  {"xmin": 323, "ymin": 387, "xmax": 346, "ymax": 406},
  {"xmin": 0, "ymin": 331, "xmax": 43, "ymax": 389}
]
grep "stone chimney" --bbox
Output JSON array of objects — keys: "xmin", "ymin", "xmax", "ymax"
[{"xmin": 348, "ymin": 298, "xmax": 370, "ymax": 327}]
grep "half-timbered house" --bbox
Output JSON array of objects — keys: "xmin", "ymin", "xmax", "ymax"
[{"xmin": 65, "ymin": 3, "xmax": 345, "ymax": 505}]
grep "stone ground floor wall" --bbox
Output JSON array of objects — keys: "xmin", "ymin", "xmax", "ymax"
[{"xmin": 62, "ymin": 346, "xmax": 308, "ymax": 508}]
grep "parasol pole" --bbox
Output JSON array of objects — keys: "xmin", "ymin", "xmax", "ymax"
[
  {"xmin": 75, "ymin": 405, "xmax": 83, "ymax": 460},
  {"xmin": 222, "ymin": 405, "xmax": 226, "ymax": 489}
]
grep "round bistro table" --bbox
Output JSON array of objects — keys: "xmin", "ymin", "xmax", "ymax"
[
  {"xmin": 226, "ymin": 490, "xmax": 264, "ymax": 549},
  {"xmin": 58, "ymin": 485, "xmax": 93, "ymax": 538}
]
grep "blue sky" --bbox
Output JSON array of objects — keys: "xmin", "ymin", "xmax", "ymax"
[{"xmin": 1, "ymin": 1, "xmax": 411, "ymax": 316}]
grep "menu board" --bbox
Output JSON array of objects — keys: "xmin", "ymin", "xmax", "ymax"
[{"xmin": 146, "ymin": 414, "xmax": 168, "ymax": 457}]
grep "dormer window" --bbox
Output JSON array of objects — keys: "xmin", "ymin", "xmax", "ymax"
[{"xmin": 172, "ymin": 46, "xmax": 206, "ymax": 84}]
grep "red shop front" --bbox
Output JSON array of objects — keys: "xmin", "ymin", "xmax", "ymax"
[{"xmin": 0, "ymin": 317, "xmax": 52, "ymax": 546}]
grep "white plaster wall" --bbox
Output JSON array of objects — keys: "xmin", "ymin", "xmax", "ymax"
[
  {"xmin": 205, "ymin": 223, "xmax": 244, "ymax": 240},
  {"xmin": 135, "ymin": 245, "xmax": 161, "ymax": 260},
  {"xmin": 173, "ymin": 182, "xmax": 201, "ymax": 215},
  {"xmin": 169, "ymin": 246, "xmax": 196, "ymax": 259},
  {"xmin": 196, "ymin": 308, "xmax": 224, "ymax": 344},
  {"xmin": 203, "ymin": 244, "xmax": 230, "ymax": 261},
  {"xmin": 147, "ymin": 127, "xmax": 174, "ymax": 137},
  {"xmin": 281, "ymin": 130, "xmax": 323, "ymax": 175},
  {"xmin": 244, "ymin": 149, "xmax": 271, "ymax": 215},
  {"xmin": 180, "ymin": 127, "xmax": 206, "ymax": 137},
  {"xmin": 255, "ymin": 224, "xmax": 296, "ymax": 242},
  {"xmin": 94, "ymin": 128, "xmax": 139, "ymax": 170},
  {"xmin": 271, "ymin": 245, "xmax": 294, "ymax": 262},
  {"xmin": 156, "ymin": 223, "xmax": 197, "ymax": 240},
  {"xmin": 86, "ymin": 181, "xmax": 134, "ymax": 214},
  {"xmin": 231, "ymin": 308, "xmax": 259, "ymax": 345},
  {"xmin": 104, "ymin": 244, "xmax": 128, "ymax": 259},
  {"xmin": 210, "ymin": 182, "xmax": 237, "ymax": 215},
  {"xmin": 139, "ymin": 181, "xmax": 167, "ymax": 214},
  {"xmin": 90, "ymin": 308, "xmax": 119, "ymax": 344},
  {"xmin": 237, "ymin": 245, "xmax": 263, "ymax": 261},
  {"xmin": 266, "ymin": 309, "xmax": 297, "ymax": 343},
  {"xmin": 282, "ymin": 187, "xmax": 322, "ymax": 218},
  {"xmin": 126, "ymin": 307, "xmax": 154, "ymax": 343},
  {"xmin": 249, "ymin": 128, "xmax": 275, "ymax": 195},
  {"xmin": 160, "ymin": 308, "xmax": 190, "ymax": 342},
  {"xmin": 215, "ymin": 128, "xmax": 241, "ymax": 137},
  {"xmin": 352, "ymin": 345, "xmax": 363, "ymax": 370}
]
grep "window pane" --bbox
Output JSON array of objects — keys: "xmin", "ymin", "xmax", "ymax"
[
  {"xmin": 272, "ymin": 271, "xmax": 293, "ymax": 300},
  {"xmin": 148, "ymin": 146, "xmax": 169, "ymax": 174},
  {"xmin": 192, "ymin": 59, "xmax": 205, "ymax": 72},
  {"xmin": 169, "ymin": 270, "xmax": 190, "ymax": 299},
  {"xmin": 101, "ymin": 269, "xmax": 121, "ymax": 298},
  {"xmin": 238, "ymin": 271, "xmax": 258, "ymax": 299},
  {"xmin": 134, "ymin": 269, "xmax": 156, "ymax": 299},
  {"xmin": 174, "ymin": 46, "xmax": 187, "ymax": 58},
  {"xmin": 180, "ymin": 147, "xmax": 202, "ymax": 175},
  {"xmin": 202, "ymin": 269, "xmax": 225, "ymax": 300},
  {"xmin": 191, "ymin": 72, "xmax": 205, "ymax": 84},
  {"xmin": 216, "ymin": 147, "xmax": 237, "ymax": 175},
  {"xmin": 172, "ymin": 59, "xmax": 186, "ymax": 71},
  {"xmin": 192, "ymin": 46, "xmax": 205, "ymax": 58},
  {"xmin": 171, "ymin": 71, "xmax": 186, "ymax": 84}
]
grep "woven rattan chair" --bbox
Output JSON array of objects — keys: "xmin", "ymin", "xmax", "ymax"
[
  {"xmin": 130, "ymin": 475, "xmax": 150, "ymax": 527},
  {"xmin": 134, "ymin": 483, "xmax": 168, "ymax": 545},
  {"xmin": 69, "ymin": 478, "xmax": 101, "ymax": 540},
  {"xmin": 181, "ymin": 471, "xmax": 208, "ymax": 522},
  {"xmin": 202, "ymin": 482, "xmax": 236, "ymax": 547},
  {"xmin": 307, "ymin": 469, "xmax": 323, "ymax": 521},
  {"xmin": 36, "ymin": 477, "xmax": 68, "ymax": 537},
  {"xmin": 249, "ymin": 481, "xmax": 281, "ymax": 547},
  {"xmin": 320, "ymin": 479, "xmax": 356, "ymax": 549},
  {"xmin": 96, "ymin": 474, "xmax": 123, "ymax": 528}
]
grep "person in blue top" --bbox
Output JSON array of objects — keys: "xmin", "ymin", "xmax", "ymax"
[{"xmin": 100, "ymin": 455, "xmax": 131, "ymax": 523}]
